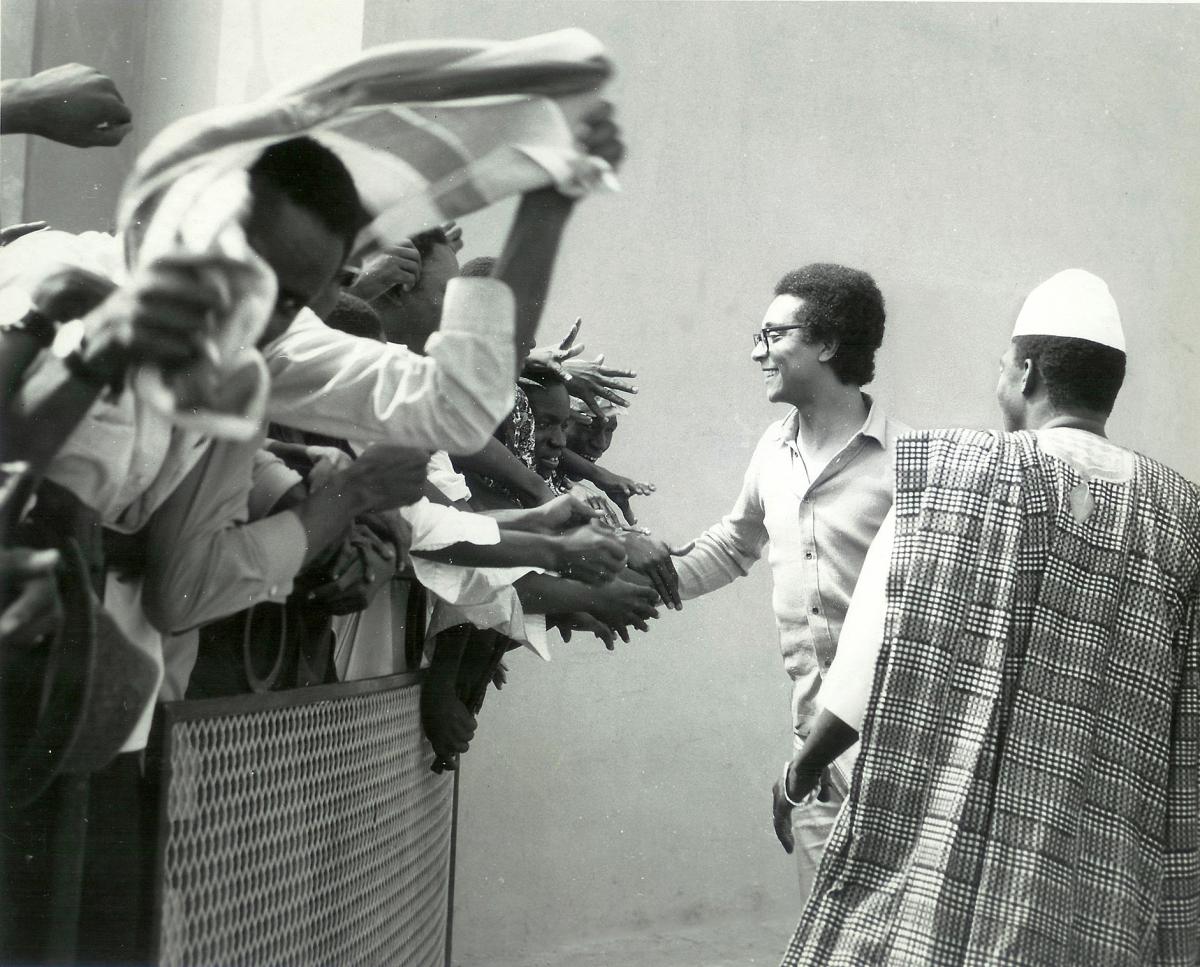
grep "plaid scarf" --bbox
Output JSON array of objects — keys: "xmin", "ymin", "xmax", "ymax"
[{"xmin": 782, "ymin": 428, "xmax": 1200, "ymax": 967}]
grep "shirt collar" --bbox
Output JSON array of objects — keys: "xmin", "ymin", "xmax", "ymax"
[{"xmin": 777, "ymin": 393, "xmax": 888, "ymax": 452}]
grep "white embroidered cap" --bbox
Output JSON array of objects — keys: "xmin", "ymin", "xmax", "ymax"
[{"xmin": 1012, "ymin": 269, "xmax": 1125, "ymax": 352}]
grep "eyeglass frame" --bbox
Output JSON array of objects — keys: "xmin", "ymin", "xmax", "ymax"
[{"xmin": 752, "ymin": 324, "xmax": 806, "ymax": 348}]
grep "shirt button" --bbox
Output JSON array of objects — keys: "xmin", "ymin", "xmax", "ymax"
[
  {"xmin": 811, "ymin": 606, "xmax": 820, "ymax": 615},
  {"xmin": 804, "ymin": 551, "xmax": 814, "ymax": 560}
]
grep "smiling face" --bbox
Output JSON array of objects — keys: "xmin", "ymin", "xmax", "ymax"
[
  {"xmin": 567, "ymin": 412, "xmax": 618, "ymax": 461},
  {"xmin": 750, "ymin": 294, "xmax": 830, "ymax": 406},
  {"xmin": 247, "ymin": 196, "xmax": 346, "ymax": 346},
  {"xmin": 525, "ymin": 381, "xmax": 572, "ymax": 475}
]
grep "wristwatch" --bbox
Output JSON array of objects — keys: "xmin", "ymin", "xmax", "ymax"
[{"xmin": 0, "ymin": 286, "xmax": 57, "ymax": 346}]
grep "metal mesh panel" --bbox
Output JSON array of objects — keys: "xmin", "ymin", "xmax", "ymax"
[{"xmin": 156, "ymin": 679, "xmax": 452, "ymax": 967}]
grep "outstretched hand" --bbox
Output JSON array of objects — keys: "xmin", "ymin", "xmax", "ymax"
[
  {"xmin": 525, "ymin": 317, "xmax": 587, "ymax": 378},
  {"xmin": 623, "ymin": 535, "xmax": 695, "ymax": 610},
  {"xmin": 0, "ymin": 220, "xmax": 48, "ymax": 247},
  {"xmin": 3, "ymin": 64, "xmax": 132, "ymax": 147},
  {"xmin": 529, "ymin": 492, "xmax": 602, "ymax": 533},
  {"xmin": 561, "ymin": 353, "xmax": 637, "ymax": 418},
  {"xmin": 590, "ymin": 466, "xmax": 655, "ymax": 525},
  {"xmin": 552, "ymin": 611, "xmax": 617, "ymax": 651},
  {"xmin": 553, "ymin": 523, "xmax": 628, "ymax": 585}
]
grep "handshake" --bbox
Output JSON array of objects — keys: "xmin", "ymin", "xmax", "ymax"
[{"xmin": 300, "ymin": 445, "xmax": 691, "ymax": 650}]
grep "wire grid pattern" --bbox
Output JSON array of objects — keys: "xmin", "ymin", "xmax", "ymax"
[{"xmin": 158, "ymin": 684, "xmax": 452, "ymax": 967}]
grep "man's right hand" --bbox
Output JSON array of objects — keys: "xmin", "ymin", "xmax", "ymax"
[
  {"xmin": 341, "ymin": 444, "xmax": 429, "ymax": 512},
  {"xmin": 552, "ymin": 523, "xmax": 627, "ymax": 584},
  {"xmin": 584, "ymin": 576, "xmax": 660, "ymax": 642}
]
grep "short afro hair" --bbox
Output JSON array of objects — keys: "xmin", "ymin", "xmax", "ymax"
[
  {"xmin": 459, "ymin": 256, "xmax": 496, "ymax": 279},
  {"xmin": 325, "ymin": 292, "xmax": 383, "ymax": 341},
  {"xmin": 773, "ymin": 263, "xmax": 886, "ymax": 386},
  {"xmin": 248, "ymin": 137, "xmax": 368, "ymax": 256},
  {"xmin": 1011, "ymin": 335, "xmax": 1126, "ymax": 415}
]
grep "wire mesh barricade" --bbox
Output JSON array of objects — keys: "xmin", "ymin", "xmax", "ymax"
[{"xmin": 152, "ymin": 673, "xmax": 455, "ymax": 967}]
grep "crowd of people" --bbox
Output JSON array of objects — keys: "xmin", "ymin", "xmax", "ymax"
[{"xmin": 0, "ymin": 37, "xmax": 1197, "ymax": 967}]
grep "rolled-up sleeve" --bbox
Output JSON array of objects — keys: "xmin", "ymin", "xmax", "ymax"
[
  {"xmin": 264, "ymin": 277, "xmax": 516, "ymax": 454},
  {"xmin": 674, "ymin": 443, "xmax": 768, "ymax": 599},
  {"xmin": 142, "ymin": 440, "xmax": 309, "ymax": 635}
]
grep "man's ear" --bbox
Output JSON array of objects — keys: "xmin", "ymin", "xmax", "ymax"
[
  {"xmin": 1019, "ymin": 357, "xmax": 1037, "ymax": 397},
  {"xmin": 817, "ymin": 340, "xmax": 839, "ymax": 364}
]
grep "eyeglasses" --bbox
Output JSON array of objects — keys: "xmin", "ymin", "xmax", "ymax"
[{"xmin": 752, "ymin": 324, "xmax": 805, "ymax": 348}]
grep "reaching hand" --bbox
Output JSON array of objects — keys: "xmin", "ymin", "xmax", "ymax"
[
  {"xmin": 0, "ymin": 220, "xmax": 49, "ymax": 247},
  {"xmin": 348, "ymin": 239, "xmax": 421, "ymax": 303},
  {"xmin": 3, "ymin": 64, "xmax": 132, "ymax": 147},
  {"xmin": 0, "ymin": 547, "xmax": 62, "ymax": 650},
  {"xmin": 551, "ymin": 611, "xmax": 617, "ymax": 651},
  {"xmin": 622, "ymin": 534, "xmax": 695, "ymax": 611},
  {"xmin": 525, "ymin": 317, "xmax": 587, "ymax": 378},
  {"xmin": 574, "ymin": 101, "xmax": 625, "ymax": 172},
  {"xmin": 583, "ymin": 576, "xmax": 660, "ymax": 642},
  {"xmin": 552, "ymin": 523, "xmax": 627, "ymax": 585},
  {"xmin": 31, "ymin": 264, "xmax": 116, "ymax": 323},
  {"xmin": 341, "ymin": 444, "xmax": 429, "ymax": 511},
  {"xmin": 590, "ymin": 466, "xmax": 656, "ymax": 525},
  {"xmin": 561, "ymin": 353, "xmax": 637, "ymax": 418},
  {"xmin": 527, "ymin": 492, "xmax": 602, "ymax": 533}
]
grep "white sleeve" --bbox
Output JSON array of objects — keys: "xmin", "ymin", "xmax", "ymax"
[
  {"xmin": 820, "ymin": 508, "xmax": 894, "ymax": 732},
  {"xmin": 264, "ymin": 277, "xmax": 516, "ymax": 454}
]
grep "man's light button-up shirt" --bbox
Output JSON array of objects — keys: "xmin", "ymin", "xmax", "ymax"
[{"xmin": 674, "ymin": 396, "xmax": 908, "ymax": 739}]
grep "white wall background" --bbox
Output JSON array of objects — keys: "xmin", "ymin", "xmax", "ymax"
[
  {"xmin": 361, "ymin": 2, "xmax": 1200, "ymax": 961},
  {"xmin": 6, "ymin": 1, "xmax": 1198, "ymax": 962}
]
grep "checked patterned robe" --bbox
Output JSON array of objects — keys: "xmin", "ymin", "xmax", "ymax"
[{"xmin": 781, "ymin": 428, "xmax": 1200, "ymax": 967}]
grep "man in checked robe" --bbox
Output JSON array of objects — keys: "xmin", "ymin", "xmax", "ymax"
[{"xmin": 774, "ymin": 269, "xmax": 1199, "ymax": 966}]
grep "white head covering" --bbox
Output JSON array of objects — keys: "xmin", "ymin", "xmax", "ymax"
[{"xmin": 1012, "ymin": 269, "xmax": 1125, "ymax": 352}]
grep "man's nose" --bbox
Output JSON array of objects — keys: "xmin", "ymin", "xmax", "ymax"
[{"xmin": 751, "ymin": 339, "xmax": 768, "ymax": 363}]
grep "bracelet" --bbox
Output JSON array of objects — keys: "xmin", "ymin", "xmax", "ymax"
[{"xmin": 781, "ymin": 761, "xmax": 817, "ymax": 809}]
